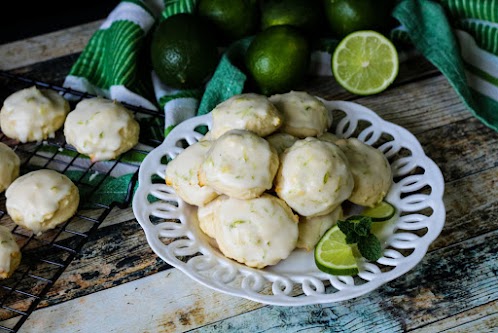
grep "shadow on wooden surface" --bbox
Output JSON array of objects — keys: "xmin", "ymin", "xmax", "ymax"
[{"xmin": 0, "ymin": 1, "xmax": 119, "ymax": 44}]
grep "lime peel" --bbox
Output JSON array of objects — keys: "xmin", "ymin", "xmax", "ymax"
[
  {"xmin": 362, "ymin": 201, "xmax": 396, "ymax": 222},
  {"xmin": 314, "ymin": 225, "xmax": 359, "ymax": 276}
]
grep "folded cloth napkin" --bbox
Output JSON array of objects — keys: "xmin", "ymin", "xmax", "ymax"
[
  {"xmin": 62, "ymin": 0, "xmax": 498, "ymax": 204},
  {"xmin": 392, "ymin": 0, "xmax": 498, "ymax": 131}
]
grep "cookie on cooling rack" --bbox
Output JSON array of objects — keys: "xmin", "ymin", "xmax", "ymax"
[
  {"xmin": 63, "ymin": 97, "xmax": 140, "ymax": 162},
  {"xmin": 0, "ymin": 86, "xmax": 70, "ymax": 143},
  {"xmin": 0, "ymin": 142, "xmax": 20, "ymax": 193},
  {"xmin": 6, "ymin": 169, "xmax": 80, "ymax": 236},
  {"xmin": 335, "ymin": 138, "xmax": 393, "ymax": 207},
  {"xmin": 269, "ymin": 91, "xmax": 331, "ymax": 138},
  {"xmin": 0, "ymin": 225, "xmax": 21, "ymax": 279}
]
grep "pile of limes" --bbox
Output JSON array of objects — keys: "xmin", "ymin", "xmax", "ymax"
[{"xmin": 149, "ymin": 0, "xmax": 399, "ymax": 95}]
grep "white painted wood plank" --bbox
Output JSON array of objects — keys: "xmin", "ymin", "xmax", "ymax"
[
  {"xmin": 0, "ymin": 20, "xmax": 102, "ymax": 70},
  {"xmin": 13, "ymin": 269, "xmax": 261, "ymax": 333}
]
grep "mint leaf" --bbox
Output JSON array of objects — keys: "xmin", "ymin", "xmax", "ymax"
[
  {"xmin": 357, "ymin": 233, "xmax": 382, "ymax": 261},
  {"xmin": 338, "ymin": 216, "xmax": 373, "ymax": 243},
  {"xmin": 339, "ymin": 215, "xmax": 372, "ymax": 236},
  {"xmin": 337, "ymin": 219, "xmax": 354, "ymax": 236},
  {"xmin": 337, "ymin": 216, "xmax": 381, "ymax": 259},
  {"xmin": 346, "ymin": 215, "xmax": 372, "ymax": 237},
  {"xmin": 338, "ymin": 220, "xmax": 359, "ymax": 243},
  {"xmin": 345, "ymin": 232, "xmax": 361, "ymax": 244}
]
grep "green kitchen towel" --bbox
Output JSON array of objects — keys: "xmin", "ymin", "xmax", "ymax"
[
  {"xmin": 62, "ymin": 0, "xmax": 322, "ymax": 137},
  {"xmin": 391, "ymin": 0, "xmax": 498, "ymax": 131},
  {"xmin": 63, "ymin": 0, "xmax": 205, "ymax": 136},
  {"xmin": 28, "ymin": 144, "xmax": 149, "ymax": 208},
  {"xmin": 62, "ymin": 0, "xmax": 498, "ymax": 204},
  {"xmin": 63, "ymin": 0, "xmax": 160, "ymax": 111},
  {"xmin": 65, "ymin": 171, "xmax": 138, "ymax": 208},
  {"xmin": 64, "ymin": 0, "xmax": 498, "ymax": 137}
]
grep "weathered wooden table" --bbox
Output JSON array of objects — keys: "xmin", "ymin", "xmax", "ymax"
[{"xmin": 0, "ymin": 18, "xmax": 497, "ymax": 333}]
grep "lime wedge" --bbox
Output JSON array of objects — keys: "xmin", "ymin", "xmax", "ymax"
[
  {"xmin": 314, "ymin": 225, "xmax": 359, "ymax": 276},
  {"xmin": 332, "ymin": 30, "xmax": 399, "ymax": 95},
  {"xmin": 362, "ymin": 201, "xmax": 396, "ymax": 222}
]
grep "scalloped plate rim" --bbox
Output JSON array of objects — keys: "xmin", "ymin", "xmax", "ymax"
[{"xmin": 132, "ymin": 99, "xmax": 446, "ymax": 306}]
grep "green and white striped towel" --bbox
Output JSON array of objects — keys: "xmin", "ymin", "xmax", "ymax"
[
  {"xmin": 63, "ymin": 0, "xmax": 498, "ymax": 141},
  {"xmin": 392, "ymin": 0, "xmax": 498, "ymax": 131},
  {"xmin": 63, "ymin": 0, "xmax": 203, "ymax": 136},
  {"xmin": 61, "ymin": 0, "xmax": 498, "ymax": 204},
  {"xmin": 64, "ymin": 0, "xmax": 160, "ymax": 110}
]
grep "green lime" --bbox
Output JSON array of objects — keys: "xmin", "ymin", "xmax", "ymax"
[
  {"xmin": 332, "ymin": 30, "xmax": 399, "ymax": 95},
  {"xmin": 245, "ymin": 25, "xmax": 310, "ymax": 95},
  {"xmin": 314, "ymin": 225, "xmax": 359, "ymax": 276},
  {"xmin": 323, "ymin": 0, "xmax": 396, "ymax": 38},
  {"xmin": 197, "ymin": 0, "xmax": 259, "ymax": 43},
  {"xmin": 150, "ymin": 13, "xmax": 219, "ymax": 89},
  {"xmin": 260, "ymin": 0, "xmax": 324, "ymax": 35},
  {"xmin": 362, "ymin": 201, "xmax": 396, "ymax": 222}
]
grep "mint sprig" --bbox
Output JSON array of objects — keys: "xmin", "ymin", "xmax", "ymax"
[
  {"xmin": 357, "ymin": 233, "xmax": 382, "ymax": 261},
  {"xmin": 337, "ymin": 216, "xmax": 382, "ymax": 261}
]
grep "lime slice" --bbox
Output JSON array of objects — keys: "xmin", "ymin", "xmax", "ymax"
[
  {"xmin": 314, "ymin": 225, "xmax": 359, "ymax": 276},
  {"xmin": 332, "ymin": 30, "xmax": 399, "ymax": 95},
  {"xmin": 362, "ymin": 201, "xmax": 396, "ymax": 222}
]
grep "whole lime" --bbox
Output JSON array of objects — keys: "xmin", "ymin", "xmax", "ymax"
[
  {"xmin": 324, "ymin": 0, "xmax": 396, "ymax": 38},
  {"xmin": 260, "ymin": 0, "xmax": 324, "ymax": 35},
  {"xmin": 245, "ymin": 25, "xmax": 310, "ymax": 95},
  {"xmin": 150, "ymin": 13, "xmax": 219, "ymax": 89},
  {"xmin": 197, "ymin": 0, "xmax": 259, "ymax": 43}
]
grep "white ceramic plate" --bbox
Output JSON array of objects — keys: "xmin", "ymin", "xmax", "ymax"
[{"xmin": 132, "ymin": 99, "xmax": 445, "ymax": 306}]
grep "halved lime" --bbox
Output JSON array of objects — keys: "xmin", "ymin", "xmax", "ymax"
[
  {"xmin": 314, "ymin": 225, "xmax": 359, "ymax": 276},
  {"xmin": 332, "ymin": 30, "xmax": 399, "ymax": 95},
  {"xmin": 362, "ymin": 201, "xmax": 396, "ymax": 222}
]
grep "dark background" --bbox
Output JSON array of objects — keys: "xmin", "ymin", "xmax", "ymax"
[{"xmin": 0, "ymin": 0, "xmax": 121, "ymax": 44}]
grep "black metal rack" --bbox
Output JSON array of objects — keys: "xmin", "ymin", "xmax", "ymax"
[{"xmin": 0, "ymin": 71, "xmax": 164, "ymax": 332}]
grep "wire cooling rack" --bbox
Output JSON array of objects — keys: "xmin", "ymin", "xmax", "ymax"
[{"xmin": 0, "ymin": 70, "xmax": 165, "ymax": 332}]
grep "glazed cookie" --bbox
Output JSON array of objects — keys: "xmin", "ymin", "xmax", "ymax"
[
  {"xmin": 265, "ymin": 132, "xmax": 298, "ymax": 156},
  {"xmin": 318, "ymin": 132, "xmax": 339, "ymax": 144},
  {"xmin": 0, "ymin": 225, "xmax": 21, "ymax": 279},
  {"xmin": 210, "ymin": 93, "xmax": 283, "ymax": 139},
  {"xmin": 0, "ymin": 142, "xmax": 20, "ymax": 193},
  {"xmin": 165, "ymin": 140, "xmax": 219, "ymax": 207},
  {"xmin": 269, "ymin": 91, "xmax": 331, "ymax": 138},
  {"xmin": 6, "ymin": 169, "xmax": 80, "ymax": 235},
  {"xmin": 199, "ymin": 129, "xmax": 279, "ymax": 200},
  {"xmin": 0, "ymin": 86, "xmax": 69, "ymax": 143},
  {"xmin": 199, "ymin": 131, "xmax": 213, "ymax": 142},
  {"xmin": 335, "ymin": 138, "xmax": 392, "ymax": 207},
  {"xmin": 297, "ymin": 206, "xmax": 343, "ymax": 251},
  {"xmin": 213, "ymin": 194, "xmax": 298, "ymax": 268},
  {"xmin": 275, "ymin": 137, "xmax": 354, "ymax": 217},
  {"xmin": 64, "ymin": 97, "xmax": 140, "ymax": 162},
  {"xmin": 197, "ymin": 195, "xmax": 226, "ymax": 239}
]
